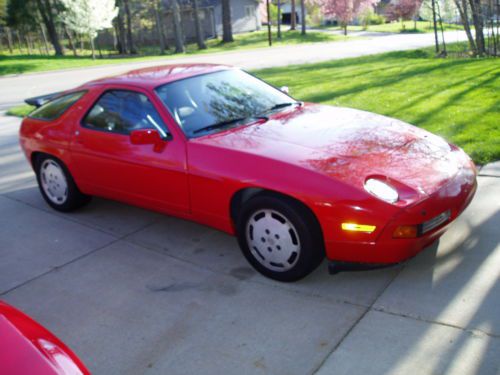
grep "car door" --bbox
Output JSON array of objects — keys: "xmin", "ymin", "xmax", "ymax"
[{"xmin": 70, "ymin": 86, "xmax": 189, "ymax": 214}]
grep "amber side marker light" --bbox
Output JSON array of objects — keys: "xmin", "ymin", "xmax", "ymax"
[
  {"xmin": 341, "ymin": 223, "xmax": 376, "ymax": 233},
  {"xmin": 393, "ymin": 225, "xmax": 418, "ymax": 238}
]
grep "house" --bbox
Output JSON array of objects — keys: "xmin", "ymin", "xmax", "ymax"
[
  {"xmin": 274, "ymin": 0, "xmax": 306, "ymax": 25},
  {"xmin": 162, "ymin": 0, "xmax": 261, "ymax": 42}
]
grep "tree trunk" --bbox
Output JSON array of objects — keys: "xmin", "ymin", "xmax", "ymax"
[
  {"xmin": 343, "ymin": 23, "xmax": 347, "ymax": 35},
  {"xmin": 154, "ymin": 0, "xmax": 167, "ymax": 54},
  {"xmin": 95, "ymin": 34, "xmax": 103, "ymax": 58},
  {"xmin": 115, "ymin": 5, "xmax": 128, "ymax": 54},
  {"xmin": 16, "ymin": 30, "xmax": 23, "ymax": 53},
  {"xmin": 5, "ymin": 27, "xmax": 14, "ymax": 54},
  {"xmin": 266, "ymin": 0, "xmax": 272, "ymax": 46},
  {"xmin": 300, "ymin": 0, "xmax": 306, "ymax": 35},
  {"xmin": 90, "ymin": 36, "xmax": 96, "ymax": 60},
  {"xmin": 222, "ymin": 0, "xmax": 234, "ymax": 42},
  {"xmin": 468, "ymin": 0, "xmax": 486, "ymax": 55},
  {"xmin": 24, "ymin": 33, "xmax": 32, "ymax": 55},
  {"xmin": 454, "ymin": 0, "xmax": 477, "ymax": 54},
  {"xmin": 64, "ymin": 25, "xmax": 78, "ymax": 57},
  {"xmin": 35, "ymin": 0, "xmax": 64, "ymax": 56},
  {"xmin": 39, "ymin": 23, "xmax": 50, "ymax": 55},
  {"xmin": 290, "ymin": 0, "xmax": 297, "ymax": 30},
  {"xmin": 436, "ymin": 0, "xmax": 447, "ymax": 55},
  {"xmin": 277, "ymin": 0, "xmax": 282, "ymax": 39},
  {"xmin": 172, "ymin": 0, "xmax": 185, "ymax": 53},
  {"xmin": 431, "ymin": 0, "xmax": 440, "ymax": 53},
  {"xmin": 123, "ymin": 0, "xmax": 137, "ymax": 54},
  {"xmin": 192, "ymin": 0, "xmax": 207, "ymax": 49}
]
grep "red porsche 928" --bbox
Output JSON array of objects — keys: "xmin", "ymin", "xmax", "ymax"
[{"xmin": 19, "ymin": 64, "xmax": 477, "ymax": 281}]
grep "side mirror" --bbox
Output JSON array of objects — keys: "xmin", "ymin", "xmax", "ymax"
[
  {"xmin": 130, "ymin": 129, "xmax": 166, "ymax": 152},
  {"xmin": 280, "ymin": 86, "xmax": 290, "ymax": 95}
]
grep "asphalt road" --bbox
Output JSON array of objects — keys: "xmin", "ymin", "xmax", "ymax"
[
  {"xmin": 0, "ymin": 30, "xmax": 470, "ymax": 110},
  {"xmin": 1, "ymin": 32, "xmax": 499, "ymax": 374}
]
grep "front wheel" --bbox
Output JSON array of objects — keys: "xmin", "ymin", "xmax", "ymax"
[{"xmin": 237, "ymin": 194, "xmax": 325, "ymax": 282}]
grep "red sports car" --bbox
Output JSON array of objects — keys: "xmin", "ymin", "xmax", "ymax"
[
  {"xmin": 20, "ymin": 64, "xmax": 477, "ymax": 281},
  {"xmin": 0, "ymin": 301, "xmax": 89, "ymax": 374}
]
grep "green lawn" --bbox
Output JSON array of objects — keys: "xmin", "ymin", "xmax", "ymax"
[
  {"xmin": 7, "ymin": 46, "xmax": 499, "ymax": 164},
  {"xmin": 0, "ymin": 30, "xmax": 349, "ymax": 76},
  {"xmin": 255, "ymin": 48, "xmax": 499, "ymax": 165},
  {"xmin": 323, "ymin": 21, "xmax": 464, "ymax": 34}
]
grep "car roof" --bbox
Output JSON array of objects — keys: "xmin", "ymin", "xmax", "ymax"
[{"xmin": 82, "ymin": 63, "xmax": 232, "ymax": 90}]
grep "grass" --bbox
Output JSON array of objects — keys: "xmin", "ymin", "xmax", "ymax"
[
  {"xmin": 323, "ymin": 21, "xmax": 464, "ymax": 34},
  {"xmin": 254, "ymin": 46, "xmax": 499, "ymax": 165},
  {"xmin": 0, "ymin": 30, "xmax": 350, "ymax": 76},
  {"xmin": 6, "ymin": 104, "xmax": 34, "ymax": 117},
  {"xmin": 7, "ymin": 43, "xmax": 499, "ymax": 164}
]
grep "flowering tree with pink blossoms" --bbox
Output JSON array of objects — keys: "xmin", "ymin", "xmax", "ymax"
[
  {"xmin": 386, "ymin": 0, "xmax": 423, "ymax": 29},
  {"xmin": 321, "ymin": 0, "xmax": 380, "ymax": 34}
]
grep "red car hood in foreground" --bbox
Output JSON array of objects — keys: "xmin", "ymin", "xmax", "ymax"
[
  {"xmin": 0, "ymin": 301, "xmax": 89, "ymax": 375},
  {"xmin": 197, "ymin": 104, "xmax": 473, "ymax": 202}
]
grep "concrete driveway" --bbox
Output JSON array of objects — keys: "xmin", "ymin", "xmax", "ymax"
[{"xmin": 0, "ymin": 113, "xmax": 499, "ymax": 374}]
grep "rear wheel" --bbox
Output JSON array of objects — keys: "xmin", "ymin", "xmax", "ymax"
[
  {"xmin": 35, "ymin": 155, "xmax": 91, "ymax": 212},
  {"xmin": 237, "ymin": 194, "xmax": 324, "ymax": 282}
]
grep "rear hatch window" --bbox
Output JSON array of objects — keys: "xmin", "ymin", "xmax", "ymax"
[{"xmin": 29, "ymin": 91, "xmax": 87, "ymax": 121}]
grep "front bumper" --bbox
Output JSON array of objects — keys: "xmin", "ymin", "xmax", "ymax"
[{"xmin": 325, "ymin": 163, "xmax": 477, "ymax": 266}]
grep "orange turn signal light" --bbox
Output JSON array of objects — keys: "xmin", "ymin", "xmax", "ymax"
[
  {"xmin": 393, "ymin": 225, "xmax": 418, "ymax": 238},
  {"xmin": 341, "ymin": 223, "xmax": 376, "ymax": 233}
]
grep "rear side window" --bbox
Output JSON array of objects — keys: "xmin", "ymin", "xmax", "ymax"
[{"xmin": 29, "ymin": 91, "xmax": 86, "ymax": 121}]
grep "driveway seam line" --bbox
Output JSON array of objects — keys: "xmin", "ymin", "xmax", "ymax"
[
  {"xmin": 371, "ymin": 306, "xmax": 500, "ymax": 339},
  {"xmin": 309, "ymin": 265, "xmax": 405, "ymax": 375},
  {"xmin": 0, "ymin": 220, "xmax": 158, "ymax": 297},
  {"xmin": 1, "ymin": 192, "xmax": 161, "ymax": 238}
]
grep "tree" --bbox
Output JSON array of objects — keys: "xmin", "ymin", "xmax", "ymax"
[
  {"xmin": 114, "ymin": 1, "xmax": 128, "ymax": 54},
  {"xmin": 222, "ymin": 0, "xmax": 233, "ymax": 42},
  {"xmin": 153, "ymin": 0, "xmax": 167, "ymax": 54},
  {"xmin": 277, "ymin": 0, "xmax": 282, "ymax": 38},
  {"xmin": 6, "ymin": 0, "xmax": 38, "ymax": 54},
  {"xmin": 170, "ymin": 0, "xmax": 185, "ymax": 52},
  {"xmin": 122, "ymin": 0, "xmax": 137, "ymax": 53},
  {"xmin": 35, "ymin": 0, "xmax": 65, "ymax": 55},
  {"xmin": 192, "ymin": 0, "xmax": 207, "ymax": 49},
  {"xmin": 452, "ymin": 0, "xmax": 476, "ymax": 53},
  {"xmin": 60, "ymin": 0, "xmax": 118, "ymax": 59},
  {"xmin": 290, "ymin": 0, "xmax": 297, "ymax": 29},
  {"xmin": 386, "ymin": 0, "xmax": 423, "ymax": 29},
  {"xmin": 321, "ymin": 0, "xmax": 380, "ymax": 35},
  {"xmin": 300, "ymin": 0, "xmax": 306, "ymax": 34}
]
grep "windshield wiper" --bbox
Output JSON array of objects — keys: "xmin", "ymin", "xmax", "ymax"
[
  {"xmin": 262, "ymin": 101, "xmax": 302, "ymax": 114},
  {"xmin": 193, "ymin": 116, "xmax": 268, "ymax": 135}
]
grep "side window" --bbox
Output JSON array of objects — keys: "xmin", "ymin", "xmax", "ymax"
[
  {"xmin": 29, "ymin": 91, "xmax": 86, "ymax": 121},
  {"xmin": 83, "ymin": 90, "xmax": 169, "ymax": 136}
]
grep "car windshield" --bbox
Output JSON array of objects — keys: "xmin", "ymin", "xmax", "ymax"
[{"xmin": 155, "ymin": 69, "xmax": 294, "ymax": 138}]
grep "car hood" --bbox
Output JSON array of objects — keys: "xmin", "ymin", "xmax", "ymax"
[{"xmin": 196, "ymin": 104, "xmax": 466, "ymax": 199}]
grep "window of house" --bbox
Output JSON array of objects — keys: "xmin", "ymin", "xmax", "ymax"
[{"xmin": 245, "ymin": 5, "xmax": 255, "ymax": 18}]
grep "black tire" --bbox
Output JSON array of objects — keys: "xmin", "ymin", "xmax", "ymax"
[
  {"xmin": 236, "ymin": 193, "xmax": 325, "ymax": 282},
  {"xmin": 35, "ymin": 154, "xmax": 91, "ymax": 212}
]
